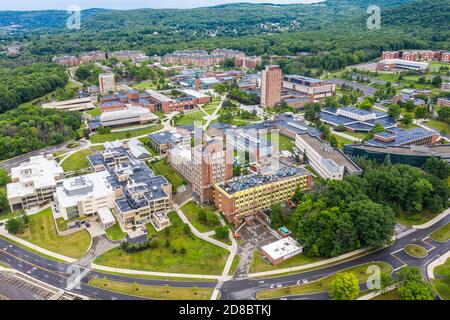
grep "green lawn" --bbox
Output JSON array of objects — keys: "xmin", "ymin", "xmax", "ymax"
[
  {"xmin": 105, "ymin": 224, "xmax": 127, "ymax": 241},
  {"xmin": 371, "ymin": 289, "xmax": 402, "ymax": 300},
  {"xmin": 147, "ymin": 159, "xmax": 186, "ymax": 190},
  {"xmin": 332, "ymin": 134, "xmax": 354, "ymax": 148},
  {"xmin": 138, "ymin": 137, "xmax": 158, "ymax": 156},
  {"xmin": 90, "ymin": 125, "xmax": 163, "ymax": 144},
  {"xmin": 132, "ymin": 80, "xmax": 158, "ymax": 91},
  {"xmin": 404, "ymin": 244, "xmax": 428, "ymax": 258},
  {"xmin": 342, "ymin": 131, "xmax": 368, "ymax": 140},
  {"xmin": 86, "ymin": 108, "xmax": 101, "ymax": 117},
  {"xmin": 0, "ymin": 186, "xmax": 14, "ymax": 220},
  {"xmin": 61, "ymin": 149, "xmax": 93, "ymax": 172},
  {"xmin": 16, "ymin": 208, "xmax": 91, "ymax": 259},
  {"xmin": 175, "ymin": 111, "xmax": 207, "ymax": 126},
  {"xmin": 432, "ymin": 258, "xmax": 450, "ymax": 300},
  {"xmin": 180, "ymin": 201, "xmax": 221, "ymax": 233},
  {"xmin": 94, "ymin": 211, "xmax": 229, "ymax": 275},
  {"xmin": 396, "ymin": 210, "xmax": 440, "ymax": 228},
  {"xmin": 89, "ymin": 277, "xmax": 213, "ymax": 300},
  {"xmin": 425, "ymin": 120, "xmax": 450, "ymax": 135},
  {"xmin": 430, "ymin": 223, "xmax": 450, "ymax": 243},
  {"xmin": 250, "ymin": 250, "xmax": 324, "ymax": 273},
  {"xmin": 256, "ymin": 262, "xmax": 392, "ymax": 299},
  {"xmin": 229, "ymin": 255, "xmax": 240, "ymax": 276},
  {"xmin": 263, "ymin": 133, "xmax": 295, "ymax": 152}
]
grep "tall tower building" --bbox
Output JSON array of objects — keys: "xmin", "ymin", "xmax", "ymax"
[
  {"xmin": 192, "ymin": 138, "xmax": 233, "ymax": 204},
  {"xmin": 260, "ymin": 65, "xmax": 282, "ymax": 109},
  {"xmin": 99, "ymin": 73, "xmax": 117, "ymax": 94}
]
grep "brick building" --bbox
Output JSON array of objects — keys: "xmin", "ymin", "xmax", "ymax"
[{"xmin": 260, "ymin": 65, "xmax": 283, "ymax": 109}]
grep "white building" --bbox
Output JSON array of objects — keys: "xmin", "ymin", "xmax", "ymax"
[
  {"xmin": 42, "ymin": 97, "xmax": 97, "ymax": 112},
  {"xmin": 295, "ymin": 133, "xmax": 362, "ymax": 180},
  {"xmin": 99, "ymin": 73, "xmax": 117, "ymax": 94},
  {"xmin": 53, "ymin": 171, "xmax": 116, "ymax": 221},
  {"xmin": 127, "ymin": 138, "xmax": 152, "ymax": 160},
  {"xmin": 7, "ymin": 155, "xmax": 64, "ymax": 211},
  {"xmin": 99, "ymin": 106, "xmax": 158, "ymax": 128},
  {"xmin": 261, "ymin": 237, "xmax": 303, "ymax": 265}
]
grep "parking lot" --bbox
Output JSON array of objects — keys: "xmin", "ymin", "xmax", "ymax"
[{"xmin": 0, "ymin": 272, "xmax": 57, "ymax": 300}]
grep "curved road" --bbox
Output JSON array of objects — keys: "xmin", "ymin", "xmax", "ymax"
[{"xmin": 0, "ymin": 213, "xmax": 448, "ymax": 300}]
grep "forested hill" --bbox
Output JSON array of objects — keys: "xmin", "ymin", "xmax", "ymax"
[
  {"xmin": 0, "ymin": 0, "xmax": 447, "ymax": 70},
  {"xmin": 0, "ymin": 0, "xmax": 416, "ymax": 31}
]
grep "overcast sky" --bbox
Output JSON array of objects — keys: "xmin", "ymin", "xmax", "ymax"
[{"xmin": 0, "ymin": 0, "xmax": 323, "ymax": 11}]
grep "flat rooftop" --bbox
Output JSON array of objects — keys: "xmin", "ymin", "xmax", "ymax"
[
  {"xmin": 261, "ymin": 237, "xmax": 303, "ymax": 261},
  {"xmin": 298, "ymin": 133, "xmax": 362, "ymax": 173},
  {"xmin": 218, "ymin": 166, "xmax": 309, "ymax": 195}
]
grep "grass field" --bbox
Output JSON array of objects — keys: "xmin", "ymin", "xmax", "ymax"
[
  {"xmin": 256, "ymin": 262, "xmax": 392, "ymax": 299},
  {"xmin": 229, "ymin": 255, "xmax": 240, "ymax": 276},
  {"xmin": 86, "ymin": 108, "xmax": 101, "ymax": 117},
  {"xmin": 94, "ymin": 211, "xmax": 229, "ymax": 275},
  {"xmin": 16, "ymin": 208, "xmax": 91, "ymax": 259},
  {"xmin": 396, "ymin": 210, "xmax": 440, "ymax": 228},
  {"xmin": 0, "ymin": 185, "xmax": 14, "ymax": 220},
  {"xmin": 431, "ymin": 258, "xmax": 450, "ymax": 300},
  {"xmin": 105, "ymin": 224, "xmax": 127, "ymax": 241},
  {"xmin": 132, "ymin": 80, "xmax": 158, "ymax": 91},
  {"xmin": 425, "ymin": 120, "xmax": 450, "ymax": 135},
  {"xmin": 180, "ymin": 201, "xmax": 221, "ymax": 233},
  {"xmin": 332, "ymin": 134, "xmax": 354, "ymax": 148},
  {"xmin": 90, "ymin": 125, "xmax": 163, "ymax": 144},
  {"xmin": 174, "ymin": 110, "xmax": 207, "ymax": 126},
  {"xmin": 263, "ymin": 133, "xmax": 295, "ymax": 152},
  {"xmin": 147, "ymin": 159, "xmax": 186, "ymax": 190},
  {"xmin": 430, "ymin": 223, "xmax": 450, "ymax": 243},
  {"xmin": 371, "ymin": 289, "xmax": 402, "ymax": 300},
  {"xmin": 250, "ymin": 250, "xmax": 324, "ymax": 274},
  {"xmin": 89, "ymin": 277, "xmax": 213, "ymax": 300},
  {"xmin": 61, "ymin": 149, "xmax": 93, "ymax": 172},
  {"xmin": 404, "ymin": 244, "xmax": 428, "ymax": 258}
]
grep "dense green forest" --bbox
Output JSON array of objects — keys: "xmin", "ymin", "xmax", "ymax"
[
  {"xmin": 293, "ymin": 158, "xmax": 450, "ymax": 257},
  {"xmin": 0, "ymin": 63, "xmax": 68, "ymax": 113},
  {"xmin": 0, "ymin": 106, "xmax": 81, "ymax": 160}
]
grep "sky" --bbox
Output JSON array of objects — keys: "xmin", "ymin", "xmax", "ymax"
[{"xmin": 0, "ymin": 0, "xmax": 322, "ymax": 11}]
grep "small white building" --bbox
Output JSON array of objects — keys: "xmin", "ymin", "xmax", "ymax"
[
  {"xmin": 98, "ymin": 207, "xmax": 116, "ymax": 229},
  {"xmin": 127, "ymin": 138, "xmax": 152, "ymax": 159},
  {"xmin": 261, "ymin": 237, "xmax": 303, "ymax": 265}
]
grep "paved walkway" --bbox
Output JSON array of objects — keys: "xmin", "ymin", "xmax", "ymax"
[
  {"xmin": 173, "ymin": 198, "xmax": 238, "ymax": 299},
  {"xmin": 413, "ymin": 208, "xmax": 449, "ymax": 229},
  {"xmin": 427, "ymin": 250, "xmax": 450, "ymax": 280},
  {"xmin": 203, "ymin": 94, "xmax": 227, "ymax": 130}
]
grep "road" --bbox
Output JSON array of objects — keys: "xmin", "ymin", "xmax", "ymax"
[{"xmin": 0, "ymin": 212, "xmax": 447, "ymax": 300}]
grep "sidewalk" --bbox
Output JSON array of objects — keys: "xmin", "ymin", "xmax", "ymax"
[
  {"xmin": 413, "ymin": 208, "xmax": 449, "ymax": 229},
  {"xmin": 91, "ymin": 263, "xmax": 227, "ymax": 281},
  {"xmin": 248, "ymin": 248, "xmax": 370, "ymax": 278}
]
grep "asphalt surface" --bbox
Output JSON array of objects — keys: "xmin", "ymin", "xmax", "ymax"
[{"xmin": 0, "ymin": 213, "xmax": 448, "ymax": 300}]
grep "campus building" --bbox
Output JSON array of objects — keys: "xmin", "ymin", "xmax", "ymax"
[
  {"xmin": 320, "ymin": 106, "xmax": 397, "ymax": 132},
  {"xmin": 87, "ymin": 146, "xmax": 173, "ymax": 232},
  {"xmin": 7, "ymin": 155, "xmax": 65, "ymax": 211},
  {"xmin": 295, "ymin": 133, "xmax": 363, "ymax": 180},
  {"xmin": 148, "ymin": 129, "xmax": 191, "ymax": 154},
  {"xmin": 214, "ymin": 166, "xmax": 313, "ymax": 225},
  {"xmin": 261, "ymin": 237, "xmax": 303, "ymax": 266},
  {"xmin": 441, "ymin": 82, "xmax": 450, "ymax": 92},
  {"xmin": 163, "ymin": 49, "xmax": 245, "ymax": 67},
  {"xmin": 226, "ymin": 129, "xmax": 274, "ymax": 163},
  {"xmin": 282, "ymin": 75, "xmax": 336, "ymax": 101},
  {"xmin": 53, "ymin": 171, "xmax": 116, "ymax": 221},
  {"xmin": 145, "ymin": 89, "xmax": 209, "ymax": 113},
  {"xmin": 365, "ymin": 128, "xmax": 440, "ymax": 147},
  {"xmin": 88, "ymin": 106, "xmax": 159, "ymax": 132},
  {"xmin": 52, "ymin": 55, "xmax": 79, "ymax": 66},
  {"xmin": 437, "ymin": 98, "xmax": 450, "ymax": 107},
  {"xmin": 260, "ymin": 65, "xmax": 282, "ymax": 109},
  {"xmin": 344, "ymin": 144, "xmax": 450, "ymax": 168},
  {"xmin": 42, "ymin": 97, "xmax": 97, "ymax": 112},
  {"xmin": 99, "ymin": 73, "xmax": 117, "ymax": 94},
  {"xmin": 376, "ymin": 59, "xmax": 429, "ymax": 72}
]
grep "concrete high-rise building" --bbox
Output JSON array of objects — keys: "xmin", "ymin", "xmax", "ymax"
[
  {"xmin": 260, "ymin": 65, "xmax": 282, "ymax": 109},
  {"xmin": 99, "ymin": 73, "xmax": 117, "ymax": 94},
  {"xmin": 192, "ymin": 139, "xmax": 234, "ymax": 204}
]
